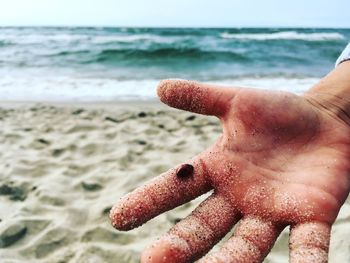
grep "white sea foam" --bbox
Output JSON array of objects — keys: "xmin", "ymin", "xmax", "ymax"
[
  {"xmin": 0, "ymin": 71, "xmax": 319, "ymax": 102},
  {"xmin": 0, "ymin": 33, "xmax": 183, "ymax": 45},
  {"xmin": 0, "ymin": 73, "xmax": 158, "ymax": 101},
  {"xmin": 212, "ymin": 77, "xmax": 319, "ymax": 94},
  {"xmin": 220, "ymin": 31, "xmax": 345, "ymax": 41},
  {"xmin": 91, "ymin": 34, "xmax": 181, "ymax": 44},
  {"xmin": 0, "ymin": 34, "xmax": 89, "ymax": 44}
]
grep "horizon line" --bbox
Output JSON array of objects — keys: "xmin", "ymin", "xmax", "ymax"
[{"xmin": 0, "ymin": 25, "xmax": 350, "ymax": 29}]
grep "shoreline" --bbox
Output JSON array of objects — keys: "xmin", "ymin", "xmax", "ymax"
[{"xmin": 0, "ymin": 99, "xmax": 163, "ymax": 109}]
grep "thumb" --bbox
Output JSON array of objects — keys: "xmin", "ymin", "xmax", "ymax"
[{"xmin": 157, "ymin": 79, "xmax": 237, "ymax": 117}]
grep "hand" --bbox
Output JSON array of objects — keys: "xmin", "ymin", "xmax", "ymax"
[{"xmin": 110, "ymin": 80, "xmax": 350, "ymax": 263}]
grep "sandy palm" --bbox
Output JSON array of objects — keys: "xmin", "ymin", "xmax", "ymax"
[{"xmin": 110, "ymin": 80, "xmax": 350, "ymax": 263}]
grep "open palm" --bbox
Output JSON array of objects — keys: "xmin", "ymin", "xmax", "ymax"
[{"xmin": 110, "ymin": 80, "xmax": 350, "ymax": 263}]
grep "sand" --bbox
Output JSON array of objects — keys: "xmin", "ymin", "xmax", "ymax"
[{"xmin": 0, "ymin": 101, "xmax": 349, "ymax": 263}]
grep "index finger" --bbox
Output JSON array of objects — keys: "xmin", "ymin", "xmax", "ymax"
[{"xmin": 110, "ymin": 155, "xmax": 211, "ymax": 230}]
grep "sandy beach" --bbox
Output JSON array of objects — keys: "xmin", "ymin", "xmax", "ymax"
[{"xmin": 0, "ymin": 102, "xmax": 349, "ymax": 263}]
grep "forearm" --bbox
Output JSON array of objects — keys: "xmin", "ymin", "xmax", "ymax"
[{"xmin": 304, "ymin": 60, "xmax": 350, "ymax": 125}]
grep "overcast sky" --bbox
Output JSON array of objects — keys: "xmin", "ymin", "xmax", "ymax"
[{"xmin": 0, "ymin": 0, "xmax": 349, "ymax": 28}]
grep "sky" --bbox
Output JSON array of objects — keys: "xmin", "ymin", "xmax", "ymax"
[{"xmin": 0, "ymin": 0, "xmax": 349, "ymax": 28}]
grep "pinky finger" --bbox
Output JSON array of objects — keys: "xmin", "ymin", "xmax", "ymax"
[{"xmin": 289, "ymin": 222, "xmax": 331, "ymax": 263}]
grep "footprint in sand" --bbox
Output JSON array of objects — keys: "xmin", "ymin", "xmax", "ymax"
[{"xmin": 0, "ymin": 222, "xmax": 27, "ymax": 248}]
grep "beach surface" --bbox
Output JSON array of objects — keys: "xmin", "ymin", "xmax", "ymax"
[{"xmin": 0, "ymin": 102, "xmax": 349, "ymax": 263}]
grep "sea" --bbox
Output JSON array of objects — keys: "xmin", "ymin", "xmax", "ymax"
[{"xmin": 0, "ymin": 27, "xmax": 349, "ymax": 101}]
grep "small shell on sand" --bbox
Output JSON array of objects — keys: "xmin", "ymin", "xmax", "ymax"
[{"xmin": 176, "ymin": 164, "xmax": 194, "ymax": 178}]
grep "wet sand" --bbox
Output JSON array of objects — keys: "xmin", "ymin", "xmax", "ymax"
[{"xmin": 0, "ymin": 102, "xmax": 349, "ymax": 262}]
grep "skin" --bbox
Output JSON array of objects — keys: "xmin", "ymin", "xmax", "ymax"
[{"xmin": 110, "ymin": 61, "xmax": 350, "ymax": 263}]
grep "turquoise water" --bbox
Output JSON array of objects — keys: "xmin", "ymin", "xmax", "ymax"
[{"xmin": 0, "ymin": 27, "xmax": 349, "ymax": 101}]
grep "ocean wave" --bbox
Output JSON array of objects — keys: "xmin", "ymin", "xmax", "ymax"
[
  {"xmin": 0, "ymin": 30, "xmax": 345, "ymax": 49},
  {"xmin": 0, "ymin": 27, "xmax": 347, "ymax": 86},
  {"xmin": 0, "ymin": 33, "xmax": 184, "ymax": 45},
  {"xmin": 91, "ymin": 34, "xmax": 181, "ymax": 44},
  {"xmin": 220, "ymin": 31, "xmax": 345, "ymax": 41},
  {"xmin": 94, "ymin": 47, "xmax": 248, "ymax": 62},
  {"xmin": 0, "ymin": 40, "xmax": 11, "ymax": 47},
  {"xmin": 0, "ymin": 33, "xmax": 89, "ymax": 44}
]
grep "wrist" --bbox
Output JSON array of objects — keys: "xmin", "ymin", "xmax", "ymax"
[
  {"xmin": 304, "ymin": 61, "xmax": 350, "ymax": 126},
  {"xmin": 304, "ymin": 91, "xmax": 350, "ymax": 126}
]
